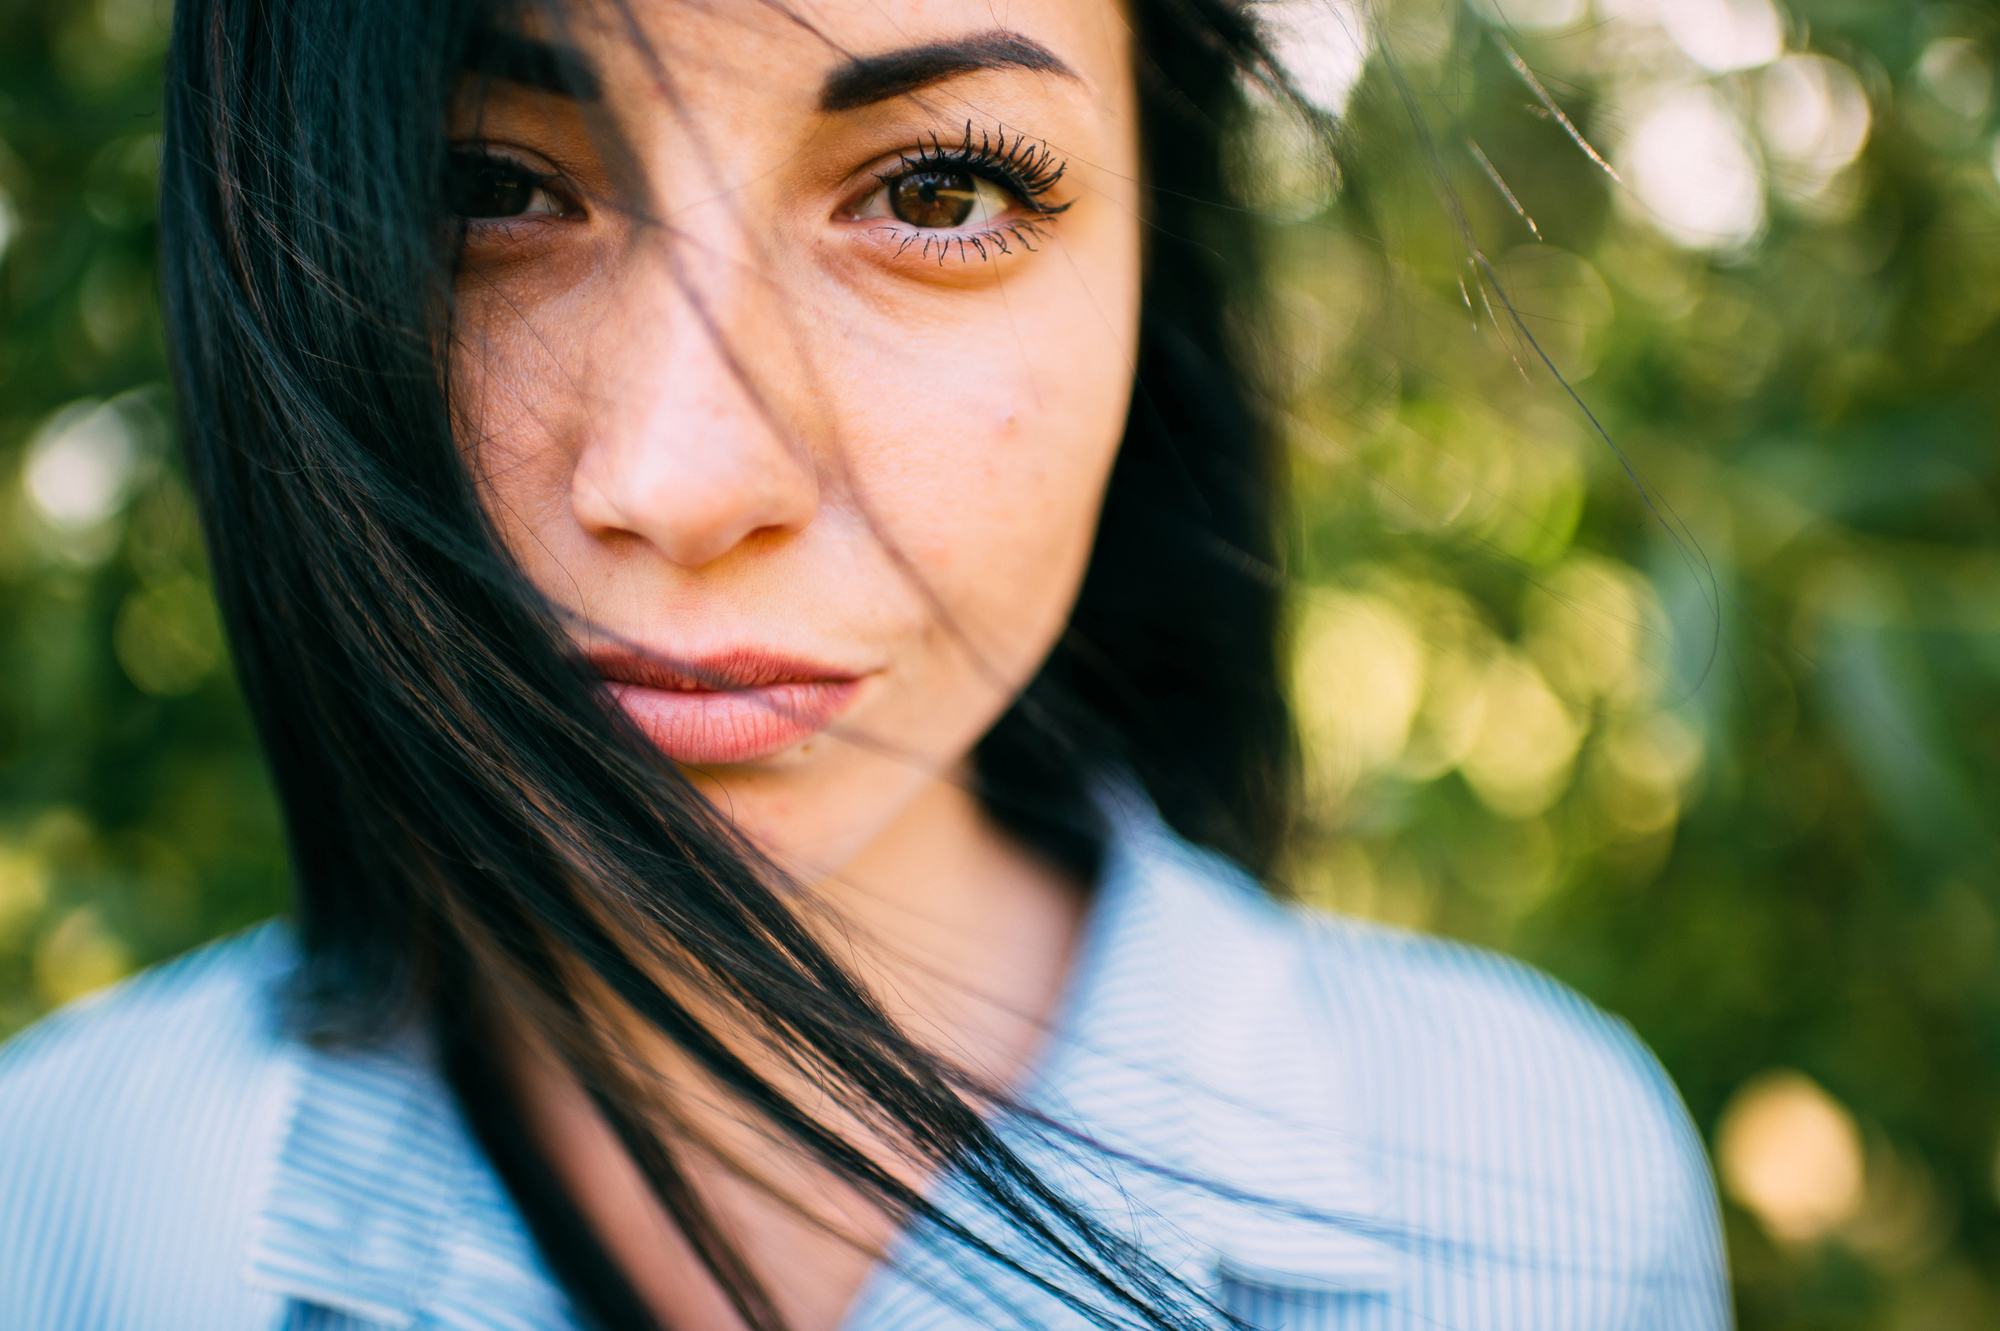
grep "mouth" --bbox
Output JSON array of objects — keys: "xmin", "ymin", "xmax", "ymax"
[{"xmin": 586, "ymin": 647, "xmax": 867, "ymax": 766}]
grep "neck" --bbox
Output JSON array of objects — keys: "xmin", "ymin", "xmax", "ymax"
[
  {"xmin": 499, "ymin": 774, "xmax": 1089, "ymax": 1331},
  {"xmin": 799, "ymin": 776, "xmax": 1088, "ymax": 1088}
]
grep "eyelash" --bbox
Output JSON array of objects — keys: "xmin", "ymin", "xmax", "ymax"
[
  {"xmin": 448, "ymin": 145, "xmax": 580, "ymax": 231},
  {"xmin": 868, "ymin": 124, "xmax": 1073, "ymax": 265},
  {"xmin": 883, "ymin": 124, "xmax": 1071, "ymax": 209}
]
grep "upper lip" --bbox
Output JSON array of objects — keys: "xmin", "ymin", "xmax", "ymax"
[{"xmin": 583, "ymin": 646, "xmax": 864, "ymax": 692}]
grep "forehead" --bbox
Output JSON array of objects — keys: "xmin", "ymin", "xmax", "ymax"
[{"xmin": 557, "ymin": 0, "xmax": 1131, "ymax": 116}]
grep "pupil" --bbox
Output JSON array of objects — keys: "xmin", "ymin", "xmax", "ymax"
[
  {"xmin": 448, "ymin": 152, "xmax": 536, "ymax": 219},
  {"xmin": 889, "ymin": 170, "xmax": 978, "ymax": 229}
]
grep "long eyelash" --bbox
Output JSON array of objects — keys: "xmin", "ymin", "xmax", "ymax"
[
  {"xmin": 881, "ymin": 123, "xmax": 1074, "ymax": 217},
  {"xmin": 877, "ymin": 219, "xmax": 1054, "ymax": 266}
]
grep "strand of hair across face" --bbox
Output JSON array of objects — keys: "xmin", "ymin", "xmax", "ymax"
[{"xmin": 158, "ymin": 0, "xmax": 1303, "ymax": 1328}]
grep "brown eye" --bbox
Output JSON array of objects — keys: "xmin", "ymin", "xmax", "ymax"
[
  {"xmin": 888, "ymin": 170, "xmax": 980, "ymax": 228},
  {"xmin": 447, "ymin": 151, "xmax": 561, "ymax": 220}
]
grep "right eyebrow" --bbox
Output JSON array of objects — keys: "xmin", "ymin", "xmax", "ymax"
[
  {"xmin": 818, "ymin": 30, "xmax": 1079, "ymax": 113},
  {"xmin": 464, "ymin": 31, "xmax": 604, "ymax": 102}
]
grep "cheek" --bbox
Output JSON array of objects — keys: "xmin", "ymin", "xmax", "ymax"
[
  {"xmin": 828, "ymin": 264, "xmax": 1140, "ymax": 659},
  {"xmin": 448, "ymin": 282, "xmax": 595, "ymax": 554}
]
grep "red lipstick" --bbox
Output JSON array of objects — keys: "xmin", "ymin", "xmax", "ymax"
[{"xmin": 587, "ymin": 648, "xmax": 865, "ymax": 765}]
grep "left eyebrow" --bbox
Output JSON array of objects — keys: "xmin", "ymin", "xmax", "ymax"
[
  {"xmin": 817, "ymin": 30, "xmax": 1079, "ymax": 113},
  {"xmin": 464, "ymin": 30, "xmax": 605, "ymax": 101}
]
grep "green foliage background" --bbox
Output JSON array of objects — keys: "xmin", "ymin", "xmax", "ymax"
[{"xmin": 2, "ymin": 0, "xmax": 1998, "ymax": 1324}]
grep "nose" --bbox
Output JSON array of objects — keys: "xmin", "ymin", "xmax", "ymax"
[{"xmin": 569, "ymin": 272, "xmax": 819, "ymax": 569}]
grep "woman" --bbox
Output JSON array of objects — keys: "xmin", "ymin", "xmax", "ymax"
[{"xmin": 0, "ymin": 0, "xmax": 1729, "ymax": 1327}]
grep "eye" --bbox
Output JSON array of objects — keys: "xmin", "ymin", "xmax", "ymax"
[
  {"xmin": 859, "ymin": 169, "xmax": 1016, "ymax": 230},
  {"xmin": 447, "ymin": 150, "xmax": 571, "ymax": 220}
]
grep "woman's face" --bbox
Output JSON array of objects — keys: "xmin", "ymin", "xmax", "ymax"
[{"xmin": 451, "ymin": 0, "xmax": 1141, "ymax": 877}]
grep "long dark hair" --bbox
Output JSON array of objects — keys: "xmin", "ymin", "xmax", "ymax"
[{"xmin": 158, "ymin": 0, "xmax": 1303, "ymax": 1327}]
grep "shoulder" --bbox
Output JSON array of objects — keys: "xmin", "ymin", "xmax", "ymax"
[
  {"xmin": 0, "ymin": 923, "xmax": 299, "ymax": 1330},
  {"xmin": 1152, "ymin": 836, "xmax": 1694, "ymax": 1165},
  {"xmin": 1301, "ymin": 905, "xmax": 1677, "ymax": 1122},
  {"xmin": 1143, "ymin": 833, "xmax": 1667, "ymax": 1102},
  {"xmin": 1140, "ymin": 836, "xmax": 1727, "ymax": 1319},
  {"xmin": 0, "ymin": 919, "xmax": 300, "ymax": 1124},
  {"xmin": 1300, "ymin": 911, "xmax": 1727, "ymax": 1318}
]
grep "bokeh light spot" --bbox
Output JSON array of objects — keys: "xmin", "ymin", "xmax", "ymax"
[
  {"xmin": 1459, "ymin": 654, "xmax": 1582, "ymax": 818},
  {"xmin": 114, "ymin": 575, "xmax": 224, "ymax": 697},
  {"xmin": 1621, "ymin": 85, "xmax": 1765, "ymax": 250},
  {"xmin": 1248, "ymin": 0, "xmax": 1372, "ymax": 116},
  {"xmin": 23, "ymin": 399, "xmax": 138, "ymax": 533},
  {"xmin": 1295, "ymin": 592, "xmax": 1427, "ymax": 799},
  {"xmin": 1758, "ymin": 55, "xmax": 1871, "ymax": 200},
  {"xmin": 1718, "ymin": 1069, "xmax": 1865, "ymax": 1244},
  {"xmin": 32, "ymin": 907, "xmax": 132, "ymax": 1008}
]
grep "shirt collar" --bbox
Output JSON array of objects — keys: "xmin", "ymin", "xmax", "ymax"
[
  {"xmin": 1026, "ymin": 793, "xmax": 1405, "ymax": 1294},
  {"xmin": 245, "ymin": 798, "xmax": 1397, "ymax": 1328},
  {"xmin": 245, "ymin": 1026, "xmax": 573, "ymax": 1329}
]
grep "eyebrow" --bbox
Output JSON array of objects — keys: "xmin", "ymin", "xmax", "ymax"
[
  {"xmin": 818, "ymin": 31, "xmax": 1078, "ymax": 113},
  {"xmin": 465, "ymin": 31, "xmax": 604, "ymax": 101}
]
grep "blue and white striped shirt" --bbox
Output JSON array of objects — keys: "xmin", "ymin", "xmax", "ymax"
[{"xmin": 0, "ymin": 808, "xmax": 1729, "ymax": 1329}]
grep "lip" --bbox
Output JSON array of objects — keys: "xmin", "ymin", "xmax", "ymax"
[{"xmin": 587, "ymin": 647, "xmax": 867, "ymax": 765}]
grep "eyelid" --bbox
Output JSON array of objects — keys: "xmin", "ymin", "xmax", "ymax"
[
  {"xmin": 450, "ymin": 138, "xmax": 558, "ymax": 172},
  {"xmin": 450, "ymin": 140, "xmax": 587, "ymax": 215}
]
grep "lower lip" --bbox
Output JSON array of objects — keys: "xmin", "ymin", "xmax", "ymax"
[{"xmin": 606, "ymin": 678, "xmax": 863, "ymax": 765}]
